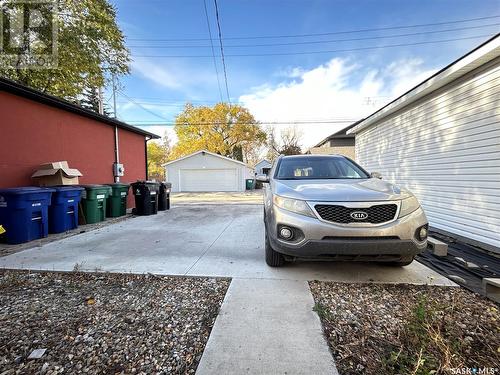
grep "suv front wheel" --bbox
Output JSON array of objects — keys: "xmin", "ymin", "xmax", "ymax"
[
  {"xmin": 265, "ymin": 228, "xmax": 285, "ymax": 267},
  {"xmin": 388, "ymin": 256, "xmax": 414, "ymax": 266}
]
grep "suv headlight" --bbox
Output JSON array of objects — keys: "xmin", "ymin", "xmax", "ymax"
[
  {"xmin": 399, "ymin": 196, "xmax": 420, "ymax": 217},
  {"xmin": 273, "ymin": 195, "xmax": 315, "ymax": 218}
]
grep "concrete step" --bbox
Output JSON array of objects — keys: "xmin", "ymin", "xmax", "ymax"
[
  {"xmin": 482, "ymin": 278, "xmax": 500, "ymax": 303},
  {"xmin": 428, "ymin": 236, "xmax": 448, "ymax": 257}
]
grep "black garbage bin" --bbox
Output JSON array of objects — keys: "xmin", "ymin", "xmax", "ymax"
[
  {"xmin": 131, "ymin": 181, "xmax": 159, "ymax": 216},
  {"xmin": 158, "ymin": 182, "xmax": 172, "ymax": 211}
]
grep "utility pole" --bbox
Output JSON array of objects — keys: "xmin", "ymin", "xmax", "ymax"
[
  {"xmin": 98, "ymin": 86, "xmax": 104, "ymax": 115},
  {"xmin": 112, "ymin": 73, "xmax": 117, "ymax": 118}
]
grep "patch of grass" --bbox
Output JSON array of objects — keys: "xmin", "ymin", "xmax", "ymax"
[
  {"xmin": 383, "ymin": 296, "xmax": 440, "ymax": 374},
  {"xmin": 72, "ymin": 262, "xmax": 83, "ymax": 273},
  {"xmin": 309, "ymin": 282, "xmax": 500, "ymax": 375},
  {"xmin": 313, "ymin": 302, "xmax": 333, "ymax": 320}
]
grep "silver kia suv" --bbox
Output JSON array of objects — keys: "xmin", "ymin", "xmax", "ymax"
[{"xmin": 259, "ymin": 155, "xmax": 428, "ymax": 267}]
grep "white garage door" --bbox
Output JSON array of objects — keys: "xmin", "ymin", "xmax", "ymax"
[{"xmin": 180, "ymin": 169, "xmax": 239, "ymax": 192}]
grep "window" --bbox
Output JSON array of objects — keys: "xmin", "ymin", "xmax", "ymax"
[{"xmin": 276, "ymin": 156, "xmax": 369, "ymax": 180}]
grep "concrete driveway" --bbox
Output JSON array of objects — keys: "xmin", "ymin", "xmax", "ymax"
[
  {"xmin": 172, "ymin": 190, "xmax": 263, "ymax": 205},
  {"xmin": 0, "ymin": 204, "xmax": 452, "ymax": 285},
  {"xmin": 0, "ymin": 202, "xmax": 454, "ymax": 375}
]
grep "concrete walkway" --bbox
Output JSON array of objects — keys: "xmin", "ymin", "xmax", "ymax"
[{"xmin": 196, "ymin": 279, "xmax": 338, "ymax": 375}]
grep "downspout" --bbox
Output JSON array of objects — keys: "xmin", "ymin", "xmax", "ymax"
[
  {"xmin": 114, "ymin": 125, "xmax": 120, "ymax": 182},
  {"xmin": 112, "ymin": 74, "xmax": 120, "ymax": 183},
  {"xmin": 145, "ymin": 136, "xmax": 151, "ymax": 181}
]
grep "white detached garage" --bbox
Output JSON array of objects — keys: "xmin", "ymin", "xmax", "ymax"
[
  {"xmin": 164, "ymin": 150, "xmax": 251, "ymax": 192},
  {"xmin": 349, "ymin": 35, "xmax": 500, "ymax": 252}
]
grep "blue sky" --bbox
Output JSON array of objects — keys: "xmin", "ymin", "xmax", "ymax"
[{"xmin": 109, "ymin": 0, "xmax": 499, "ymax": 147}]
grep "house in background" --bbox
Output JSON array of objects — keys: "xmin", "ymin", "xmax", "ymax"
[
  {"xmin": 348, "ymin": 35, "xmax": 500, "ymax": 253},
  {"xmin": 164, "ymin": 150, "xmax": 253, "ymax": 192},
  {"xmin": 0, "ymin": 77, "xmax": 160, "ymax": 207},
  {"xmin": 254, "ymin": 159, "xmax": 272, "ymax": 176},
  {"xmin": 306, "ymin": 121, "xmax": 361, "ymax": 159}
]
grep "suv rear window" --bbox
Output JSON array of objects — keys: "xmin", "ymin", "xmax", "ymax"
[{"xmin": 276, "ymin": 157, "xmax": 369, "ymax": 180}]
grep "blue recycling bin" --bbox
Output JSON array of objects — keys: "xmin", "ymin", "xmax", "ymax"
[
  {"xmin": 0, "ymin": 187, "xmax": 55, "ymax": 244},
  {"xmin": 49, "ymin": 186, "xmax": 84, "ymax": 234}
]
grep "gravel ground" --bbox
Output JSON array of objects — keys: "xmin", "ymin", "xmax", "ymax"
[
  {"xmin": 0, "ymin": 270, "xmax": 230, "ymax": 374},
  {"xmin": 309, "ymin": 282, "xmax": 500, "ymax": 375}
]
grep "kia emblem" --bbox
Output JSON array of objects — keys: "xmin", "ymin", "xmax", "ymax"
[{"xmin": 350, "ymin": 211, "xmax": 368, "ymax": 220}]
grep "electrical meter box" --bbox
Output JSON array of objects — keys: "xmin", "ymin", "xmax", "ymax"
[{"xmin": 113, "ymin": 163, "xmax": 125, "ymax": 177}]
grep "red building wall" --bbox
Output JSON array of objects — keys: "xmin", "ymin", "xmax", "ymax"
[
  {"xmin": 118, "ymin": 128, "xmax": 148, "ymax": 207},
  {"xmin": 0, "ymin": 91, "xmax": 147, "ymax": 207}
]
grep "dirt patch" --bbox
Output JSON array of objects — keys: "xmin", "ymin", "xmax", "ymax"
[
  {"xmin": 0, "ymin": 270, "xmax": 230, "ymax": 374},
  {"xmin": 309, "ymin": 281, "xmax": 499, "ymax": 375}
]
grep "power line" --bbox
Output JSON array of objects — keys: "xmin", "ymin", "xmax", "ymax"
[
  {"xmin": 115, "ymin": 101, "xmax": 189, "ymax": 108},
  {"xmin": 213, "ymin": 0, "xmax": 231, "ymax": 103},
  {"xmin": 117, "ymin": 96, "xmax": 222, "ymax": 104},
  {"xmin": 128, "ymin": 23, "xmax": 500, "ymax": 49},
  {"xmin": 117, "ymin": 90, "xmax": 167, "ymax": 121},
  {"xmin": 115, "ymin": 97, "xmax": 242, "ymax": 106},
  {"xmin": 203, "ymin": 0, "xmax": 224, "ymax": 103},
  {"xmin": 127, "ymin": 14, "xmax": 500, "ymax": 42},
  {"xmin": 115, "ymin": 100, "xmax": 235, "ymax": 109},
  {"xmin": 127, "ymin": 119, "xmax": 357, "ymax": 126},
  {"xmin": 132, "ymin": 34, "xmax": 495, "ymax": 58}
]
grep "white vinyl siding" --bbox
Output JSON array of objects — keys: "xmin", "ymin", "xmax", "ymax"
[{"xmin": 356, "ymin": 60, "xmax": 500, "ymax": 250}]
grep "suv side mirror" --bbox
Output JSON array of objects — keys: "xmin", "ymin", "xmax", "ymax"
[
  {"xmin": 256, "ymin": 174, "xmax": 270, "ymax": 183},
  {"xmin": 371, "ymin": 172, "xmax": 383, "ymax": 179}
]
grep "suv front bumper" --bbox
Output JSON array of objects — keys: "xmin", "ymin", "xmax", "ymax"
[{"xmin": 267, "ymin": 204, "xmax": 428, "ymax": 260}]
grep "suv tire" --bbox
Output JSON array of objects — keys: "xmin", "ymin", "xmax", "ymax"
[
  {"xmin": 265, "ymin": 228, "xmax": 285, "ymax": 267},
  {"xmin": 389, "ymin": 256, "xmax": 414, "ymax": 266}
]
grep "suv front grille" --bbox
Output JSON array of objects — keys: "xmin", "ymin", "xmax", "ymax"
[{"xmin": 314, "ymin": 204, "xmax": 398, "ymax": 224}]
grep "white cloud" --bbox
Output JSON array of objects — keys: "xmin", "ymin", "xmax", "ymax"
[
  {"xmin": 239, "ymin": 57, "xmax": 436, "ymax": 149},
  {"xmin": 131, "ymin": 59, "xmax": 182, "ymax": 90},
  {"xmin": 131, "ymin": 58, "xmax": 217, "ymax": 96}
]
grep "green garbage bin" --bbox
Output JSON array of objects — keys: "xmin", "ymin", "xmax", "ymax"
[
  {"xmin": 80, "ymin": 185, "xmax": 111, "ymax": 224},
  {"xmin": 106, "ymin": 183, "xmax": 130, "ymax": 217},
  {"xmin": 246, "ymin": 179, "xmax": 255, "ymax": 190}
]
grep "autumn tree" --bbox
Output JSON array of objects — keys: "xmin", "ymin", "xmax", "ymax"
[
  {"xmin": 172, "ymin": 103, "xmax": 266, "ymax": 162},
  {"xmin": 264, "ymin": 126, "xmax": 278, "ymax": 161},
  {"xmin": 279, "ymin": 126, "xmax": 303, "ymax": 155},
  {"xmin": 0, "ymin": 0, "xmax": 130, "ymax": 103},
  {"xmin": 266, "ymin": 126, "xmax": 303, "ymax": 157},
  {"xmin": 147, "ymin": 132, "xmax": 172, "ymax": 181}
]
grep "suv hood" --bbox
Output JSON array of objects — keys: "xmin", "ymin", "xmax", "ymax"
[{"xmin": 274, "ymin": 178, "xmax": 411, "ymax": 202}]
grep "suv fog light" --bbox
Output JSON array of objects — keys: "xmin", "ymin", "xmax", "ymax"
[
  {"xmin": 417, "ymin": 226, "xmax": 428, "ymax": 241},
  {"xmin": 279, "ymin": 227, "xmax": 293, "ymax": 240}
]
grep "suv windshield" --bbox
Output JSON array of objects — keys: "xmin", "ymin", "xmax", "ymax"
[{"xmin": 276, "ymin": 156, "xmax": 369, "ymax": 180}]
